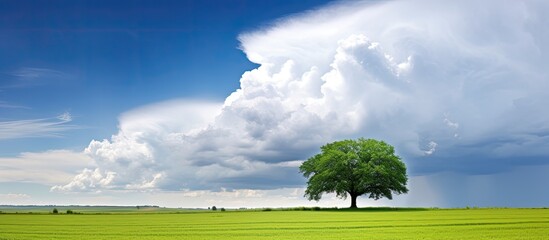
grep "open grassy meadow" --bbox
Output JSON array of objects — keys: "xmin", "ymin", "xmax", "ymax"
[{"xmin": 1, "ymin": 208, "xmax": 548, "ymax": 239}]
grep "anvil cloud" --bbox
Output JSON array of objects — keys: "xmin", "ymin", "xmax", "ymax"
[{"xmin": 54, "ymin": 0, "xmax": 549, "ymax": 207}]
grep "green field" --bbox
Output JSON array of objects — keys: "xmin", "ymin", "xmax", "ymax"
[{"xmin": 1, "ymin": 208, "xmax": 548, "ymax": 239}]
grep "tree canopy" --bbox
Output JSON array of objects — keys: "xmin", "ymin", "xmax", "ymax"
[{"xmin": 300, "ymin": 138, "xmax": 408, "ymax": 208}]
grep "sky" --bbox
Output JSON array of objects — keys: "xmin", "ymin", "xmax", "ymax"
[{"xmin": 1, "ymin": 0, "xmax": 548, "ymax": 208}]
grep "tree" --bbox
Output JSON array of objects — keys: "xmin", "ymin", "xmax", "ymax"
[
  {"xmin": 52, "ymin": 208, "xmax": 58, "ymax": 214},
  {"xmin": 211, "ymin": 206, "xmax": 217, "ymax": 211},
  {"xmin": 300, "ymin": 138, "xmax": 408, "ymax": 208}
]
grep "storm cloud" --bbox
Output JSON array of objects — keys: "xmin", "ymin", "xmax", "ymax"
[{"xmin": 54, "ymin": 0, "xmax": 549, "ymax": 205}]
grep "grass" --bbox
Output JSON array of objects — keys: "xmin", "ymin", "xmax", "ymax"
[{"xmin": 0, "ymin": 208, "xmax": 548, "ymax": 239}]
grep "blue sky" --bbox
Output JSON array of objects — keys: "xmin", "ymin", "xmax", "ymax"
[
  {"xmin": 0, "ymin": 0, "xmax": 331, "ymax": 154},
  {"xmin": 1, "ymin": 0, "xmax": 549, "ymax": 208}
]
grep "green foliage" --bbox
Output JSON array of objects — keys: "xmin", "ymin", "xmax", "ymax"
[
  {"xmin": 290, "ymin": 207, "xmax": 314, "ymax": 211},
  {"xmin": 211, "ymin": 206, "xmax": 217, "ymax": 211},
  {"xmin": 0, "ymin": 209, "xmax": 547, "ymax": 239},
  {"xmin": 300, "ymin": 138, "xmax": 408, "ymax": 208},
  {"xmin": 52, "ymin": 208, "xmax": 58, "ymax": 214},
  {"xmin": 220, "ymin": 208, "xmax": 226, "ymax": 212}
]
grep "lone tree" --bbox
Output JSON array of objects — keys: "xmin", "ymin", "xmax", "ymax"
[{"xmin": 300, "ymin": 138, "xmax": 408, "ymax": 208}]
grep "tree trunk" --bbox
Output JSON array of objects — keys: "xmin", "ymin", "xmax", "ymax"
[{"xmin": 350, "ymin": 193, "xmax": 358, "ymax": 208}]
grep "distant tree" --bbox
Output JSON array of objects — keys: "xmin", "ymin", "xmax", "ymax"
[
  {"xmin": 211, "ymin": 206, "xmax": 217, "ymax": 211},
  {"xmin": 52, "ymin": 208, "xmax": 59, "ymax": 214},
  {"xmin": 300, "ymin": 138, "xmax": 408, "ymax": 208},
  {"xmin": 220, "ymin": 208, "xmax": 226, "ymax": 212},
  {"xmin": 66, "ymin": 210, "xmax": 73, "ymax": 214}
]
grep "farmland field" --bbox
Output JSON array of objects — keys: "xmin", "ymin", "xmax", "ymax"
[{"xmin": 1, "ymin": 208, "xmax": 548, "ymax": 239}]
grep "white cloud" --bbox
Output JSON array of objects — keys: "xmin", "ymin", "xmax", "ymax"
[
  {"xmin": 11, "ymin": 67, "xmax": 64, "ymax": 79},
  {"xmin": 50, "ymin": 168, "xmax": 116, "ymax": 192},
  {"xmin": 57, "ymin": 112, "xmax": 72, "ymax": 122},
  {"xmin": 423, "ymin": 141, "xmax": 438, "ymax": 156},
  {"xmin": 443, "ymin": 116, "xmax": 459, "ymax": 130},
  {"xmin": 7, "ymin": 67, "xmax": 68, "ymax": 88},
  {"xmin": 0, "ymin": 150, "xmax": 95, "ymax": 185},
  {"xmin": 0, "ymin": 113, "xmax": 76, "ymax": 140},
  {"xmin": 56, "ymin": 0, "xmax": 549, "ymax": 203},
  {"xmin": 53, "ymin": 100, "xmax": 227, "ymax": 191}
]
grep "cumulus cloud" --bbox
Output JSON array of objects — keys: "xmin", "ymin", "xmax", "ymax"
[
  {"xmin": 57, "ymin": 0, "xmax": 549, "ymax": 196},
  {"xmin": 50, "ymin": 168, "xmax": 116, "ymax": 192}
]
